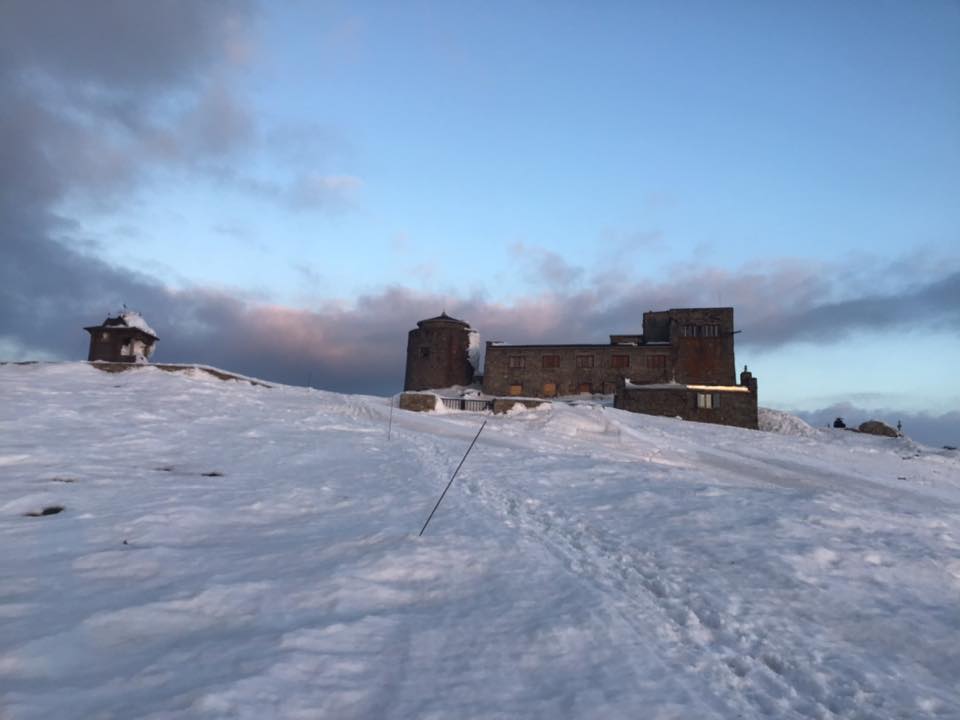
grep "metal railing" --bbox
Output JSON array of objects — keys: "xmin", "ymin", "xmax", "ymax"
[{"xmin": 440, "ymin": 397, "xmax": 493, "ymax": 412}]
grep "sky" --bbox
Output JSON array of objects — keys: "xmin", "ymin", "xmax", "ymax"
[{"xmin": 1, "ymin": 1, "xmax": 958, "ymax": 445}]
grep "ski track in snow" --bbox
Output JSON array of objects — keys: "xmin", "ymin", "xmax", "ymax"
[{"xmin": 1, "ymin": 363, "xmax": 959, "ymax": 719}]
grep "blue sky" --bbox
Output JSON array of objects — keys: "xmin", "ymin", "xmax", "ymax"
[{"xmin": 2, "ymin": 1, "xmax": 959, "ymax": 443}]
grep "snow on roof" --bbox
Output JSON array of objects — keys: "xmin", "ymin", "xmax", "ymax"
[
  {"xmin": 119, "ymin": 312, "xmax": 158, "ymax": 338},
  {"xmin": 623, "ymin": 380, "xmax": 749, "ymax": 392},
  {"xmin": 96, "ymin": 311, "xmax": 158, "ymax": 339}
]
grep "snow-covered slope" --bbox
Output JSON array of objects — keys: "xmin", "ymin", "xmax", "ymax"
[{"xmin": 2, "ymin": 363, "xmax": 959, "ymax": 720}]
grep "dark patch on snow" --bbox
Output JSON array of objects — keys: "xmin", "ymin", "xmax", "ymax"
[
  {"xmin": 201, "ymin": 471, "xmax": 224, "ymax": 477},
  {"xmin": 48, "ymin": 477, "xmax": 77, "ymax": 483},
  {"xmin": 154, "ymin": 466, "xmax": 174, "ymax": 472},
  {"xmin": 24, "ymin": 505, "xmax": 64, "ymax": 517}
]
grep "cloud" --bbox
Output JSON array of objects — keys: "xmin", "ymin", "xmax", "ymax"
[{"xmin": 789, "ymin": 403, "xmax": 960, "ymax": 449}]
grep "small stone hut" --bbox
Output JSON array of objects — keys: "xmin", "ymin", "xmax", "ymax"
[{"xmin": 84, "ymin": 312, "xmax": 158, "ymax": 363}]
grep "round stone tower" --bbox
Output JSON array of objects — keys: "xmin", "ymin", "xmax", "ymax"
[{"xmin": 404, "ymin": 312, "xmax": 475, "ymax": 391}]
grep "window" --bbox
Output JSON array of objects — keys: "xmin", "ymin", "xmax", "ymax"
[
  {"xmin": 100, "ymin": 332, "xmax": 109, "ymax": 340},
  {"xmin": 603, "ymin": 382, "xmax": 616, "ymax": 394},
  {"xmin": 509, "ymin": 384, "xmax": 523, "ymax": 396},
  {"xmin": 542, "ymin": 382, "xmax": 557, "ymax": 397},
  {"xmin": 419, "ymin": 346, "xmax": 431, "ymax": 358},
  {"xmin": 696, "ymin": 393, "xmax": 720, "ymax": 409},
  {"xmin": 702, "ymin": 324, "xmax": 720, "ymax": 338},
  {"xmin": 578, "ymin": 382, "xmax": 592, "ymax": 395},
  {"xmin": 646, "ymin": 355, "xmax": 666, "ymax": 370},
  {"xmin": 541, "ymin": 354, "xmax": 560, "ymax": 369},
  {"xmin": 508, "ymin": 355, "xmax": 525, "ymax": 369},
  {"xmin": 576, "ymin": 355, "xmax": 594, "ymax": 369},
  {"xmin": 611, "ymin": 354, "xmax": 629, "ymax": 369},
  {"xmin": 680, "ymin": 324, "xmax": 698, "ymax": 337}
]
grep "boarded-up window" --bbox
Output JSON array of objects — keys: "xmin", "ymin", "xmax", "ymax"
[
  {"xmin": 542, "ymin": 354, "xmax": 560, "ymax": 369},
  {"xmin": 543, "ymin": 382, "xmax": 557, "ymax": 397},
  {"xmin": 509, "ymin": 384, "xmax": 523, "ymax": 396},
  {"xmin": 646, "ymin": 355, "xmax": 666, "ymax": 369},
  {"xmin": 611, "ymin": 354, "xmax": 629, "ymax": 368},
  {"xmin": 576, "ymin": 355, "xmax": 594, "ymax": 369},
  {"xmin": 509, "ymin": 356, "xmax": 525, "ymax": 369},
  {"xmin": 578, "ymin": 382, "xmax": 592, "ymax": 394}
]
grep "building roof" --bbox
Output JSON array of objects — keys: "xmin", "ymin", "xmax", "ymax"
[
  {"xmin": 417, "ymin": 311, "xmax": 470, "ymax": 329},
  {"xmin": 623, "ymin": 380, "xmax": 749, "ymax": 392},
  {"xmin": 84, "ymin": 312, "xmax": 159, "ymax": 340}
]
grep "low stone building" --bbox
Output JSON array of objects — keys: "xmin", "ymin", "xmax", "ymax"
[
  {"xmin": 84, "ymin": 311, "xmax": 158, "ymax": 363},
  {"xmin": 614, "ymin": 367, "xmax": 759, "ymax": 430}
]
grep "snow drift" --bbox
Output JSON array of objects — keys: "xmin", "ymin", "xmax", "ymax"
[{"xmin": 1, "ymin": 363, "xmax": 959, "ymax": 719}]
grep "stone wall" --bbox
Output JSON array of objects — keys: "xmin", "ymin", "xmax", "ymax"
[
  {"xmin": 398, "ymin": 392, "xmax": 439, "ymax": 412},
  {"xmin": 661, "ymin": 308, "xmax": 736, "ymax": 385},
  {"xmin": 482, "ymin": 343, "xmax": 673, "ymax": 398},
  {"xmin": 614, "ymin": 385, "xmax": 758, "ymax": 430}
]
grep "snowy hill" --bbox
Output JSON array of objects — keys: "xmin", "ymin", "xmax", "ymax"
[{"xmin": 2, "ymin": 363, "xmax": 959, "ymax": 720}]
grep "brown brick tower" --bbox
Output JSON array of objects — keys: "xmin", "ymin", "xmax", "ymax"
[{"xmin": 403, "ymin": 312, "xmax": 475, "ymax": 391}]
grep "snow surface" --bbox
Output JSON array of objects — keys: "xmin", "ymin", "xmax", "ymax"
[
  {"xmin": 119, "ymin": 311, "xmax": 158, "ymax": 339},
  {"xmin": 758, "ymin": 408, "xmax": 820, "ymax": 438},
  {"xmin": 2, "ymin": 363, "xmax": 960, "ymax": 719}
]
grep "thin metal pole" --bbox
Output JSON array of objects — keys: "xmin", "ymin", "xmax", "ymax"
[
  {"xmin": 419, "ymin": 420, "xmax": 487, "ymax": 537},
  {"xmin": 387, "ymin": 394, "xmax": 395, "ymax": 441}
]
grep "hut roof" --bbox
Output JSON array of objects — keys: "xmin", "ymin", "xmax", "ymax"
[{"xmin": 85, "ymin": 312, "xmax": 159, "ymax": 340}]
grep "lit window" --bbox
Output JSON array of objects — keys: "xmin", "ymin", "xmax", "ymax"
[
  {"xmin": 543, "ymin": 382, "xmax": 557, "ymax": 397},
  {"xmin": 611, "ymin": 354, "xmax": 629, "ymax": 368},
  {"xmin": 576, "ymin": 355, "xmax": 594, "ymax": 369},
  {"xmin": 509, "ymin": 356, "xmax": 525, "ymax": 369},
  {"xmin": 578, "ymin": 382, "xmax": 592, "ymax": 394},
  {"xmin": 697, "ymin": 393, "xmax": 720, "ymax": 409},
  {"xmin": 646, "ymin": 355, "xmax": 666, "ymax": 369},
  {"xmin": 509, "ymin": 384, "xmax": 523, "ymax": 396},
  {"xmin": 542, "ymin": 354, "xmax": 560, "ymax": 369}
]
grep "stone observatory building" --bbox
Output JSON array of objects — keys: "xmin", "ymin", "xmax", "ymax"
[
  {"xmin": 403, "ymin": 312, "xmax": 479, "ymax": 391},
  {"xmin": 402, "ymin": 307, "xmax": 758, "ymax": 429},
  {"xmin": 84, "ymin": 311, "xmax": 158, "ymax": 363}
]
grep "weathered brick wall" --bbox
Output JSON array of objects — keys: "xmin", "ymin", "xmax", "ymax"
[
  {"xmin": 666, "ymin": 308, "xmax": 736, "ymax": 385},
  {"xmin": 614, "ymin": 386, "xmax": 758, "ymax": 429},
  {"xmin": 398, "ymin": 392, "xmax": 439, "ymax": 412},
  {"xmin": 482, "ymin": 344, "xmax": 674, "ymax": 398},
  {"xmin": 404, "ymin": 323, "xmax": 474, "ymax": 391}
]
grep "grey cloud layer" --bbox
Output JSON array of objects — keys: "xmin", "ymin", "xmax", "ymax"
[{"xmin": 1, "ymin": 2, "xmax": 957, "ymax": 437}]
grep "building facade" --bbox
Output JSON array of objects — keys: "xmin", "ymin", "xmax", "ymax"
[
  {"xmin": 84, "ymin": 312, "xmax": 158, "ymax": 363},
  {"xmin": 402, "ymin": 307, "xmax": 758, "ymax": 429},
  {"xmin": 482, "ymin": 308, "xmax": 736, "ymax": 397}
]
